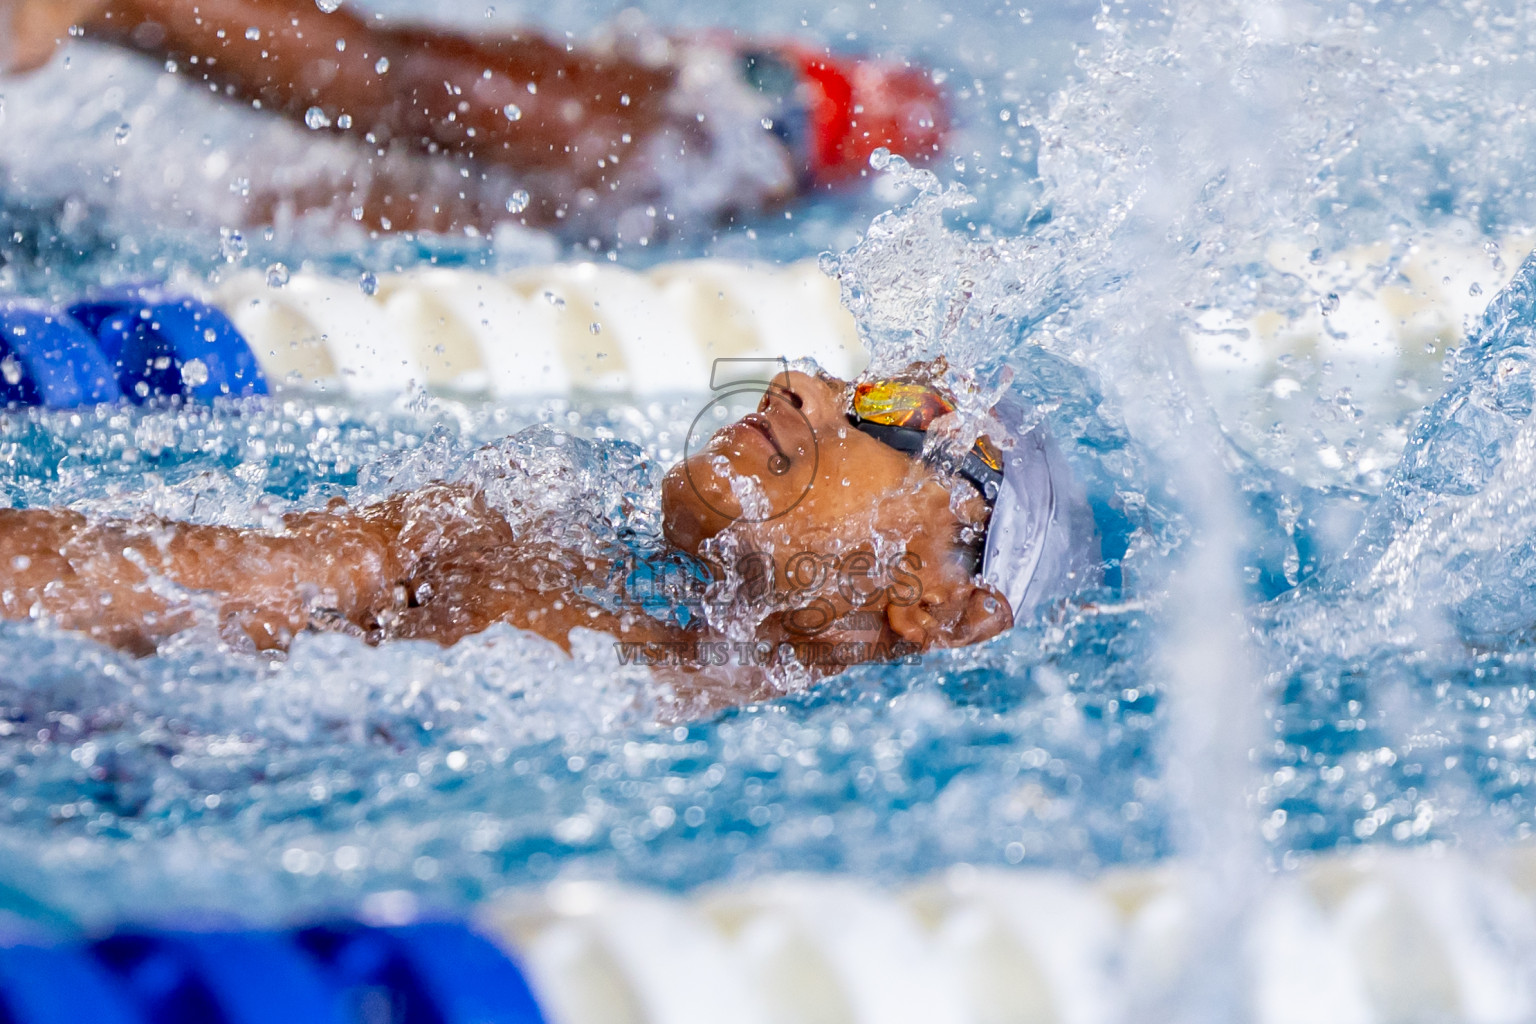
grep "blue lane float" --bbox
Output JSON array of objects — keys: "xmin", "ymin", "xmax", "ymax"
[
  {"xmin": 69, "ymin": 292, "xmax": 267, "ymax": 403},
  {"xmin": 0, "ymin": 921, "xmax": 545, "ymax": 1024},
  {"xmin": 94, "ymin": 930, "xmax": 350, "ymax": 1024},
  {"xmin": 0, "ymin": 291, "xmax": 266, "ymax": 409},
  {"xmin": 0, "ymin": 942, "xmax": 147, "ymax": 1024},
  {"xmin": 0, "ymin": 302, "xmax": 121, "ymax": 408},
  {"xmin": 297, "ymin": 922, "xmax": 546, "ymax": 1024}
]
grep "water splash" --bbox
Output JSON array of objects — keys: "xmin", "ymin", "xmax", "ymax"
[
  {"xmin": 5, "ymin": 4, "xmax": 1536, "ymax": 998},
  {"xmin": 818, "ymin": 0, "xmax": 1536, "ymax": 1011}
]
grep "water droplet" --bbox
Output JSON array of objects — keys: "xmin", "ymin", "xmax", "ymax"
[
  {"xmin": 1469, "ymin": 281, "xmax": 1484, "ymax": 297},
  {"xmin": 304, "ymin": 106, "xmax": 332, "ymax": 129},
  {"xmin": 1319, "ymin": 292, "xmax": 1340, "ymax": 315},
  {"xmin": 375, "ymin": 56, "xmax": 390, "ymax": 74},
  {"xmin": 337, "ymin": 113, "xmax": 353, "ymax": 129},
  {"xmin": 244, "ymin": 26, "xmax": 261, "ymax": 40},
  {"xmin": 589, "ymin": 322, "xmax": 602, "ymax": 335},
  {"xmin": 952, "ymin": 155, "xmax": 966, "ymax": 172},
  {"xmin": 219, "ymin": 228, "xmax": 247, "ymax": 263},
  {"xmin": 114, "ymin": 123, "xmax": 131, "ymax": 145},
  {"xmin": 1, "ymin": 356, "xmax": 22, "ymax": 386},
  {"xmin": 506, "ymin": 189, "xmax": 530, "ymax": 214},
  {"xmin": 314, "ymin": 0, "xmax": 341, "ymax": 12},
  {"xmin": 180, "ymin": 358, "xmax": 209, "ymax": 388},
  {"xmin": 266, "ymin": 262, "xmax": 290, "ymax": 288},
  {"xmin": 358, "ymin": 271, "xmax": 378, "ymax": 296},
  {"xmin": 502, "ymin": 103, "xmax": 522, "ymax": 121},
  {"xmin": 203, "ymin": 328, "xmax": 218, "ymax": 343},
  {"xmin": 543, "ymin": 291, "xmax": 565, "ymax": 309},
  {"xmin": 761, "ymin": 116, "xmax": 775, "ymax": 130},
  {"xmin": 869, "ymin": 146, "xmax": 892, "ymax": 170}
]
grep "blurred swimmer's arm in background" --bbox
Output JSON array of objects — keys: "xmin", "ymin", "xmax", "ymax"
[
  {"xmin": 0, "ymin": 0, "xmax": 104, "ymax": 72},
  {"xmin": 2, "ymin": 0, "xmax": 947, "ymax": 234},
  {"xmin": 78, "ymin": 0, "xmax": 684, "ymax": 230},
  {"xmin": 84, "ymin": 0, "xmax": 674, "ymax": 168},
  {"xmin": 2, "ymin": 0, "xmax": 664, "ymax": 230}
]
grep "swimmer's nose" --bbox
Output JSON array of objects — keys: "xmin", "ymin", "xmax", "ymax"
[
  {"xmin": 763, "ymin": 370, "xmax": 840, "ymax": 426},
  {"xmin": 787, "ymin": 48, "xmax": 949, "ymax": 185},
  {"xmin": 759, "ymin": 375, "xmax": 803, "ymax": 413}
]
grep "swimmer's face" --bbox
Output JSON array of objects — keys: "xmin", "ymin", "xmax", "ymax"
[{"xmin": 661, "ymin": 370, "xmax": 1012, "ymax": 654}]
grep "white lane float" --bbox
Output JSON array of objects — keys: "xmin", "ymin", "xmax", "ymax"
[
  {"xmin": 3, "ymin": 231, "xmax": 1526, "ymax": 407},
  {"xmin": 1185, "ymin": 224, "xmax": 1534, "ymax": 397},
  {"xmin": 210, "ymin": 259, "xmax": 868, "ymax": 395},
  {"xmin": 478, "ymin": 845, "xmax": 1536, "ymax": 1024},
  {"xmin": 201, "ymin": 225, "xmax": 1533, "ymax": 407}
]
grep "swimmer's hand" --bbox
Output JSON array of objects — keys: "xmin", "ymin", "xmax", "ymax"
[{"xmin": 1, "ymin": 0, "xmax": 107, "ymax": 73}]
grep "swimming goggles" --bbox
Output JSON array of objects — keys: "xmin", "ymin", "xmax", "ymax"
[
  {"xmin": 846, "ymin": 379, "xmax": 1005, "ymax": 503},
  {"xmin": 841, "ymin": 376, "xmax": 1071, "ymax": 616}
]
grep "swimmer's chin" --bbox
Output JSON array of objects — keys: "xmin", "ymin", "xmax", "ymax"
[{"xmin": 661, "ymin": 458, "xmax": 741, "ymax": 555}]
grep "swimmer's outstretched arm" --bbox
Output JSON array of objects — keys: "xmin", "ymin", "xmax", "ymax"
[
  {"xmin": 73, "ymin": 0, "xmax": 687, "ymax": 229},
  {"xmin": 4, "ymin": 0, "xmax": 695, "ymax": 231},
  {"xmin": 9, "ymin": 0, "xmax": 946, "ymax": 233},
  {"xmin": 83, "ymin": 0, "xmax": 671, "ymax": 166},
  {"xmin": 0, "ymin": 504, "xmax": 394, "ymax": 654},
  {"xmin": 0, "ymin": 484, "xmax": 689, "ymax": 656}
]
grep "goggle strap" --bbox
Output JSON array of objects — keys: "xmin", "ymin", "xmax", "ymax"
[
  {"xmin": 848, "ymin": 416, "xmax": 1004, "ymax": 503},
  {"xmin": 847, "ymin": 418, "xmax": 927, "ymax": 457}
]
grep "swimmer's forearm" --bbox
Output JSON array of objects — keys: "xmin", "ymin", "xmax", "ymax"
[
  {"xmin": 0, "ymin": 506, "xmax": 401, "ymax": 652},
  {"xmin": 83, "ymin": 0, "xmax": 384, "ymax": 116},
  {"xmin": 0, "ymin": 490, "xmax": 698, "ymax": 656},
  {"xmin": 0, "ymin": 508, "xmax": 178, "ymax": 653},
  {"xmin": 81, "ymin": 0, "xmax": 672, "ymax": 169},
  {"xmin": 163, "ymin": 509, "xmax": 403, "ymax": 645}
]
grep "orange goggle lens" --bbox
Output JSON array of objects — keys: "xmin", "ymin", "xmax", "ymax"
[
  {"xmin": 851, "ymin": 380, "xmax": 954, "ymax": 429},
  {"xmin": 972, "ymin": 434, "xmax": 1004, "ymax": 473},
  {"xmin": 851, "ymin": 380, "xmax": 1004, "ymax": 473}
]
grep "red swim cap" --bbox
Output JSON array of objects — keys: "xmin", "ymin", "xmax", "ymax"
[{"xmin": 785, "ymin": 47, "xmax": 949, "ymax": 185}]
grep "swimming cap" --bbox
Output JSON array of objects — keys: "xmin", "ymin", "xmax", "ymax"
[
  {"xmin": 789, "ymin": 48, "xmax": 948, "ymax": 184},
  {"xmin": 737, "ymin": 45, "xmax": 948, "ymax": 186},
  {"xmin": 980, "ymin": 401, "xmax": 1101, "ymax": 617}
]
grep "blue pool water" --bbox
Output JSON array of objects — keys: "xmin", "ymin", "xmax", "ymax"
[{"xmin": 3, "ymin": 0, "xmax": 1536, "ymax": 942}]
